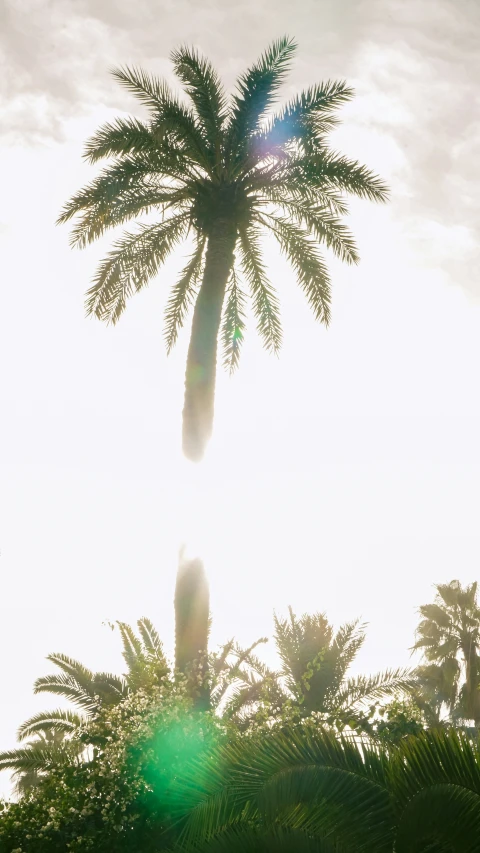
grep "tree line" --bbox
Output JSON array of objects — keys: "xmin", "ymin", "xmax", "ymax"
[{"xmin": 1, "ymin": 571, "xmax": 480, "ymax": 850}]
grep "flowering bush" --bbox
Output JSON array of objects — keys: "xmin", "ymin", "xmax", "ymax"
[{"xmin": 0, "ymin": 680, "xmax": 228, "ymax": 852}]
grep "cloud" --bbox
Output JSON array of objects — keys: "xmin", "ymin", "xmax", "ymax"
[{"xmin": 1, "ymin": 0, "xmax": 479, "ymax": 293}]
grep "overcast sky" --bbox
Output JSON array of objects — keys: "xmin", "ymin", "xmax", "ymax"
[{"xmin": 1, "ymin": 0, "xmax": 480, "ymax": 796}]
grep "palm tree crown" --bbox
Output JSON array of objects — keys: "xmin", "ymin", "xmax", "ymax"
[
  {"xmin": 272, "ymin": 607, "xmax": 414, "ymax": 725},
  {"xmin": 413, "ymin": 580, "xmax": 480, "ymax": 726},
  {"xmin": 59, "ymin": 37, "xmax": 388, "ymax": 461}
]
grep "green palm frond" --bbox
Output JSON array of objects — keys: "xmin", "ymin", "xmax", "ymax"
[
  {"xmin": 70, "ymin": 187, "xmax": 191, "ymax": 250},
  {"xmin": 17, "ymin": 709, "xmax": 85, "ymax": 741},
  {"xmin": 395, "ymin": 785, "xmax": 480, "ymax": 853},
  {"xmin": 111, "ymin": 65, "xmax": 175, "ymax": 112},
  {"xmin": 112, "ymin": 66, "xmax": 212, "ymax": 171},
  {"xmin": 83, "ymin": 116, "xmax": 159, "ymax": 163},
  {"xmin": 265, "ymin": 191, "xmax": 359, "ymax": 264},
  {"xmin": 238, "ymin": 225, "xmax": 282, "ymax": 353},
  {"xmin": 226, "ymin": 37, "xmax": 297, "ymax": 165},
  {"xmin": 33, "ymin": 674, "xmax": 98, "ymax": 713},
  {"xmin": 171, "ymin": 46, "xmax": 227, "ymax": 144},
  {"xmin": 165, "ymin": 236, "xmax": 206, "ymax": 352},
  {"xmin": 0, "ymin": 743, "xmax": 80, "ymax": 774},
  {"xmin": 261, "ymin": 214, "xmax": 331, "ymax": 325},
  {"xmin": 44, "ymin": 653, "xmax": 95, "ymax": 688},
  {"xmin": 92, "ymin": 671, "xmax": 129, "ymax": 701},
  {"xmin": 85, "ymin": 212, "xmax": 190, "ymax": 324},
  {"xmin": 57, "ymin": 157, "xmax": 164, "ymax": 225},
  {"xmin": 392, "ymin": 729, "xmax": 480, "ymax": 852},
  {"xmin": 117, "ymin": 621, "xmax": 145, "ymax": 679},
  {"xmin": 221, "ymin": 267, "xmax": 247, "ymax": 372},
  {"xmin": 175, "ymin": 727, "xmax": 392, "ymax": 851},
  {"xmin": 137, "ymin": 617, "xmax": 164, "ymax": 657},
  {"xmin": 170, "ymin": 826, "xmax": 337, "ymax": 853},
  {"xmin": 329, "ymin": 620, "xmax": 366, "ymax": 680},
  {"xmin": 294, "ymin": 150, "xmax": 389, "ymax": 203},
  {"xmin": 333, "ymin": 668, "xmax": 416, "ymax": 713},
  {"xmin": 256, "ymin": 80, "xmax": 354, "ymax": 156}
]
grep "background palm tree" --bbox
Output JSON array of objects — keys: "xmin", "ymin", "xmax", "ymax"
[
  {"xmin": 0, "ymin": 617, "xmax": 169, "ymax": 793},
  {"xmin": 58, "ymin": 37, "xmax": 388, "ymax": 461},
  {"xmin": 0, "ymin": 728, "xmax": 83, "ymax": 799},
  {"xmin": 271, "ymin": 607, "xmax": 415, "ymax": 727},
  {"xmin": 413, "ymin": 580, "xmax": 480, "ymax": 726}
]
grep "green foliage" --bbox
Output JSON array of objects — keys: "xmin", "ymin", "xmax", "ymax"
[
  {"xmin": 413, "ymin": 580, "xmax": 480, "ymax": 724},
  {"xmin": 0, "ymin": 685, "xmax": 227, "ymax": 852},
  {"xmin": 255, "ymin": 607, "xmax": 416, "ymax": 730},
  {"xmin": 4, "ymin": 588, "xmax": 480, "ymax": 851},
  {"xmin": 170, "ymin": 725, "xmax": 480, "ymax": 853}
]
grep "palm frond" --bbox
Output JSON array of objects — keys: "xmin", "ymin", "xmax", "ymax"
[
  {"xmin": 112, "ymin": 66, "xmax": 213, "ymax": 171},
  {"xmin": 57, "ymin": 157, "xmax": 163, "ymax": 225},
  {"xmin": 221, "ymin": 267, "xmax": 247, "ymax": 373},
  {"xmin": 17, "ymin": 709, "xmax": 85, "ymax": 741},
  {"xmin": 255, "ymin": 80, "xmax": 354, "ymax": 155},
  {"xmin": 33, "ymin": 674, "xmax": 98, "ymax": 714},
  {"xmin": 264, "ymin": 191, "xmax": 359, "ymax": 264},
  {"xmin": 260, "ymin": 214, "xmax": 331, "ymax": 325},
  {"xmin": 83, "ymin": 116, "xmax": 159, "ymax": 163},
  {"xmin": 170, "ymin": 825, "xmax": 337, "ymax": 852},
  {"xmin": 333, "ymin": 668, "xmax": 417, "ymax": 713},
  {"xmin": 171, "ymin": 46, "xmax": 227, "ymax": 143},
  {"xmin": 0, "ymin": 743, "xmax": 79, "ymax": 774},
  {"xmin": 117, "ymin": 621, "xmax": 144, "ymax": 673},
  {"xmin": 92, "ymin": 671, "xmax": 129, "ymax": 701},
  {"xmin": 175, "ymin": 727, "xmax": 392, "ymax": 851},
  {"xmin": 250, "ymin": 168, "xmax": 350, "ymax": 217},
  {"xmin": 164, "ymin": 236, "xmax": 206, "ymax": 352},
  {"xmin": 226, "ymin": 37, "xmax": 297, "ymax": 165},
  {"xmin": 44, "ymin": 653, "xmax": 94, "ymax": 690},
  {"xmin": 85, "ymin": 212, "xmax": 189, "ymax": 324},
  {"xmin": 295, "ymin": 151, "xmax": 389, "ymax": 203},
  {"xmin": 137, "ymin": 617, "xmax": 164, "ymax": 656},
  {"xmin": 69, "ymin": 186, "xmax": 191, "ymax": 249},
  {"xmin": 392, "ymin": 729, "xmax": 480, "ymax": 852},
  {"xmin": 238, "ymin": 225, "xmax": 282, "ymax": 353}
]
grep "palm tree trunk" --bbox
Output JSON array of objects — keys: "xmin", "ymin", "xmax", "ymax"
[
  {"xmin": 182, "ymin": 219, "xmax": 237, "ymax": 462},
  {"xmin": 174, "ymin": 555, "xmax": 210, "ymax": 710}
]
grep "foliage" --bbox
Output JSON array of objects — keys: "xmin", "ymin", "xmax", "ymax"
[
  {"xmin": 169, "ymin": 724, "xmax": 480, "ymax": 853},
  {"xmin": 244, "ymin": 607, "xmax": 416, "ymax": 733},
  {"xmin": 59, "ymin": 38, "xmax": 388, "ymax": 460},
  {"xmin": 0, "ymin": 684, "xmax": 228, "ymax": 852},
  {"xmin": 413, "ymin": 580, "xmax": 480, "ymax": 725},
  {"xmin": 372, "ymin": 699, "xmax": 426, "ymax": 743},
  {"xmin": 0, "ymin": 618, "xmax": 171, "ymax": 796}
]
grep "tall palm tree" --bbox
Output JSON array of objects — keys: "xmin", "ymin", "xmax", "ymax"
[
  {"xmin": 175, "ymin": 555, "xmax": 210, "ymax": 709},
  {"xmin": 413, "ymin": 580, "xmax": 480, "ymax": 726},
  {"xmin": 271, "ymin": 607, "xmax": 415, "ymax": 726},
  {"xmin": 58, "ymin": 37, "xmax": 388, "ymax": 461}
]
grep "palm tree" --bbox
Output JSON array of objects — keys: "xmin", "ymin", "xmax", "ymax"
[
  {"xmin": 270, "ymin": 607, "xmax": 415, "ymax": 727},
  {"xmin": 0, "ymin": 728, "xmax": 83, "ymax": 799},
  {"xmin": 0, "ymin": 613, "xmax": 272, "ymax": 794},
  {"xmin": 413, "ymin": 580, "xmax": 480, "ymax": 726},
  {"xmin": 0, "ymin": 617, "xmax": 170, "ymax": 793},
  {"xmin": 170, "ymin": 725, "xmax": 480, "ymax": 852},
  {"xmin": 58, "ymin": 37, "xmax": 388, "ymax": 461}
]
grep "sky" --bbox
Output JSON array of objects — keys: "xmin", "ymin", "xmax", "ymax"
[{"xmin": 1, "ymin": 0, "xmax": 480, "ymax": 796}]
